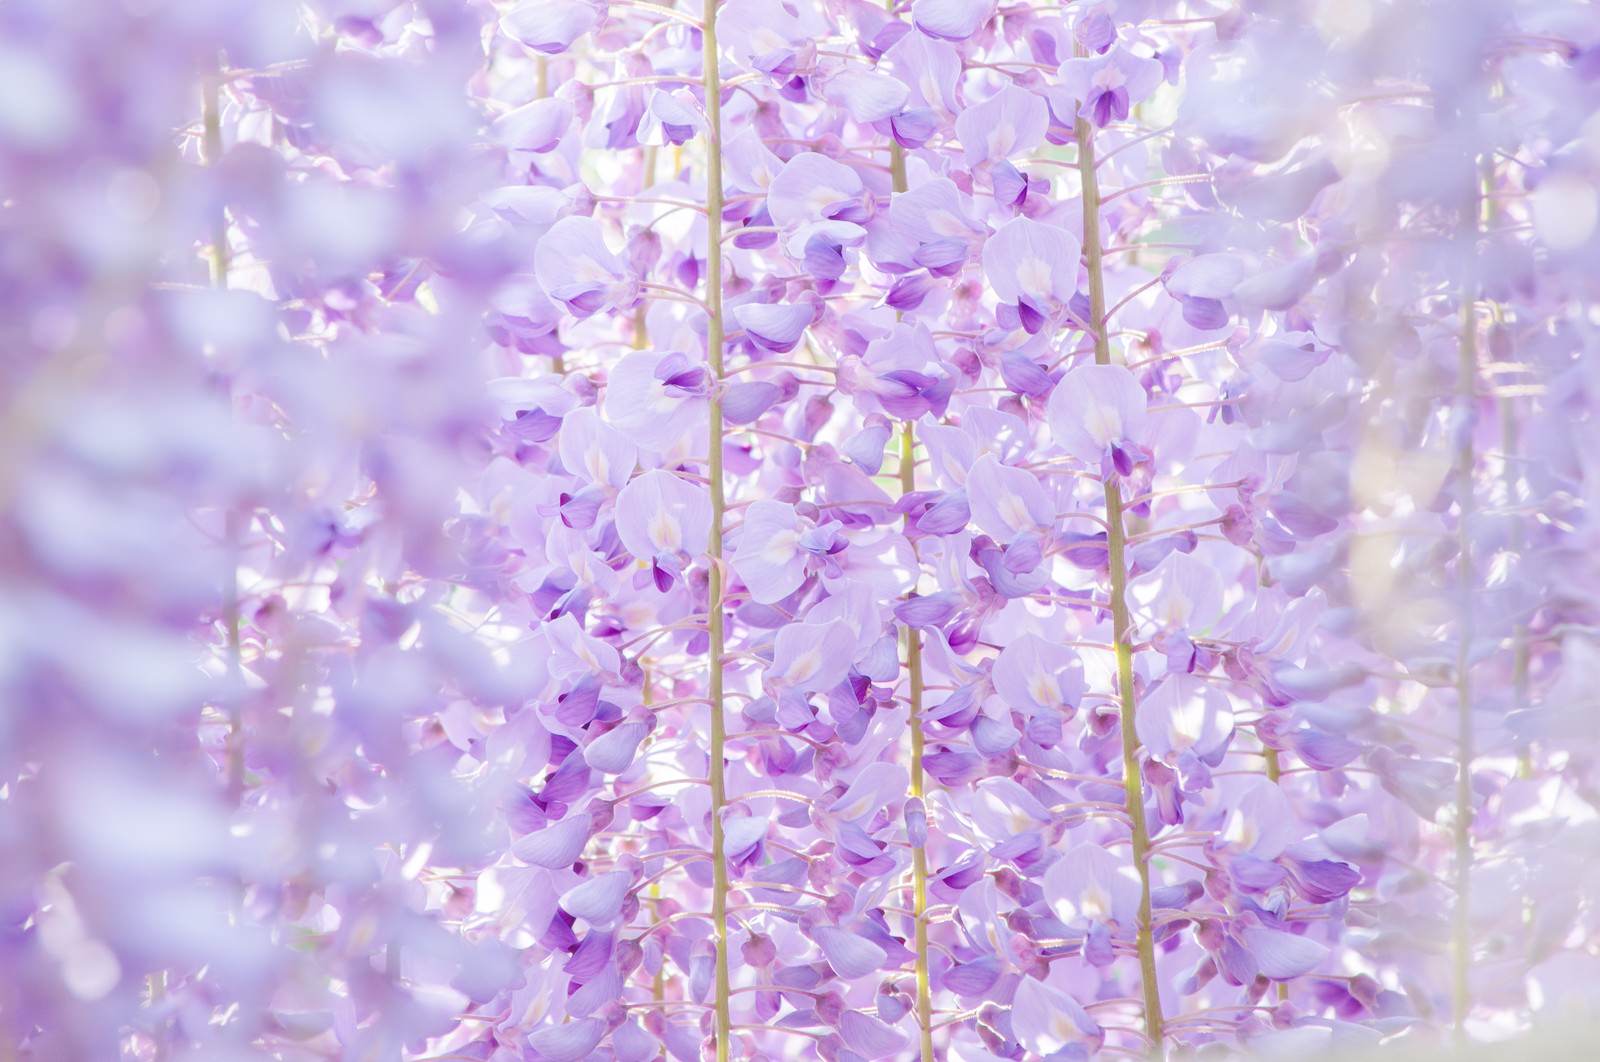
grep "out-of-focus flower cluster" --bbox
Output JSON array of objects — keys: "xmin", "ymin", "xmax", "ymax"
[{"xmin": 3, "ymin": 0, "xmax": 1600, "ymax": 1059}]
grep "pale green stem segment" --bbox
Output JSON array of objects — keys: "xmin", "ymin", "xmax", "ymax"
[
  {"xmin": 151, "ymin": 61, "xmax": 235, "ymax": 1017},
  {"xmin": 899, "ymin": 419, "xmax": 934, "ymax": 1062},
  {"xmin": 1076, "ymin": 115, "xmax": 1165, "ymax": 1058},
  {"xmin": 1504, "ymin": 382, "xmax": 1530, "ymax": 781},
  {"xmin": 702, "ymin": 6, "xmax": 732, "ymax": 1060},
  {"xmin": 633, "ymin": 145, "xmax": 659, "ymax": 349},
  {"xmin": 538, "ymin": 54, "xmax": 564, "ymax": 375},
  {"xmin": 1263, "ymin": 746, "xmax": 1287, "ymax": 1003},
  {"xmin": 888, "ymin": 82, "xmax": 933, "ymax": 1057},
  {"xmin": 1452, "ymin": 175, "xmax": 1481, "ymax": 1042},
  {"xmin": 206, "ymin": 71, "xmax": 243, "ymax": 808}
]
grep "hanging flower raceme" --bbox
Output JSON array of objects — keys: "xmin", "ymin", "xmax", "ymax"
[{"xmin": 3, "ymin": 0, "xmax": 1591, "ymax": 1058}]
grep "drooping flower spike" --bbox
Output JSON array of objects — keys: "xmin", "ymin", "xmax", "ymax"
[{"xmin": 0, "ymin": 0, "xmax": 1593, "ymax": 1059}]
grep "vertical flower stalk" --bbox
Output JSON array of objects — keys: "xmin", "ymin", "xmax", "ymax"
[
  {"xmin": 632, "ymin": 145, "xmax": 658, "ymax": 350},
  {"xmin": 1504, "ymin": 383, "xmax": 1531, "ymax": 780},
  {"xmin": 887, "ymin": 63, "xmax": 933, "ymax": 1054},
  {"xmin": 1264, "ymin": 744, "xmax": 1287, "ymax": 1005},
  {"xmin": 1076, "ymin": 114, "xmax": 1164, "ymax": 1057},
  {"xmin": 1452, "ymin": 177, "xmax": 1481, "ymax": 1041},
  {"xmin": 203, "ymin": 66, "xmax": 243, "ymax": 806},
  {"xmin": 899, "ymin": 418, "xmax": 934, "ymax": 1062},
  {"xmin": 701, "ymin": 5, "xmax": 731, "ymax": 1059}
]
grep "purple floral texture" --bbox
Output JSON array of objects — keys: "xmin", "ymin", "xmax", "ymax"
[{"xmin": 0, "ymin": 0, "xmax": 1593, "ymax": 1059}]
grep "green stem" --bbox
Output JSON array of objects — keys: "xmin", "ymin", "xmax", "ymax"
[
  {"xmin": 1480, "ymin": 158, "xmax": 1531, "ymax": 784},
  {"xmin": 203, "ymin": 68, "xmax": 243, "ymax": 802},
  {"xmin": 1077, "ymin": 114, "xmax": 1165, "ymax": 1058},
  {"xmin": 888, "ymin": 87, "xmax": 932, "ymax": 1056},
  {"xmin": 899, "ymin": 419, "xmax": 934, "ymax": 1062},
  {"xmin": 1452, "ymin": 189, "xmax": 1479, "ymax": 1043},
  {"xmin": 702, "ymin": 7, "xmax": 731, "ymax": 1061},
  {"xmin": 146, "ymin": 60, "xmax": 231, "ymax": 1033},
  {"xmin": 633, "ymin": 145, "xmax": 659, "ymax": 350},
  {"xmin": 1263, "ymin": 747, "xmax": 1287, "ymax": 1002},
  {"xmin": 537, "ymin": 53, "xmax": 564, "ymax": 376},
  {"xmin": 1504, "ymin": 389, "xmax": 1530, "ymax": 780}
]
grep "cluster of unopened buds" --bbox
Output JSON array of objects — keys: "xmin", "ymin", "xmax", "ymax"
[{"xmin": 2, "ymin": 0, "xmax": 1599, "ymax": 1059}]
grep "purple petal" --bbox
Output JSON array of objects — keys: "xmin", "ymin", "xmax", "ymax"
[
  {"xmin": 1286, "ymin": 857, "xmax": 1361, "ymax": 903},
  {"xmin": 731, "ymin": 500, "xmax": 806, "ymax": 604},
  {"xmin": 815, "ymin": 926, "xmax": 887, "ymax": 979},
  {"xmin": 1242, "ymin": 926, "xmax": 1330, "ymax": 979},
  {"xmin": 513, "ymin": 814, "xmax": 591, "ymax": 868},
  {"xmin": 1180, "ymin": 294, "xmax": 1229, "ymax": 330},
  {"xmin": 501, "ymin": 0, "xmax": 599, "ymax": 55},
  {"xmin": 559, "ymin": 870, "xmax": 632, "ymax": 925},
  {"xmin": 722, "ymin": 381, "xmax": 783, "ymax": 424},
  {"xmin": 941, "ymin": 955, "xmax": 1000, "ymax": 995},
  {"xmin": 732, "ymin": 301, "xmax": 813, "ymax": 353},
  {"xmin": 913, "ymin": 0, "xmax": 996, "ymax": 41},
  {"xmin": 894, "ymin": 592, "xmax": 960, "ymax": 628},
  {"xmin": 840, "ymin": 1010, "xmax": 908, "ymax": 1058},
  {"xmin": 528, "ymin": 1018, "xmax": 607, "ymax": 1061},
  {"xmin": 584, "ymin": 720, "xmax": 649, "ymax": 773}
]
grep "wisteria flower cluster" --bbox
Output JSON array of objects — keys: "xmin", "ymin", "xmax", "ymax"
[{"xmin": 4, "ymin": 0, "xmax": 1600, "ymax": 1059}]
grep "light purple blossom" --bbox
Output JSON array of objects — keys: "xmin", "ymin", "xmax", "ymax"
[{"xmin": 4, "ymin": 1, "xmax": 1588, "ymax": 1058}]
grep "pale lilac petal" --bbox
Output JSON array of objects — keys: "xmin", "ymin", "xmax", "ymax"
[
  {"xmin": 1232, "ymin": 253, "xmax": 1318, "ymax": 312},
  {"xmin": 1138, "ymin": 550, "xmax": 1225, "ymax": 632},
  {"xmin": 1242, "ymin": 926, "xmax": 1331, "ymax": 979},
  {"xmin": 639, "ymin": 89, "xmax": 704, "ymax": 146},
  {"xmin": 558, "ymin": 406, "xmax": 637, "ymax": 489},
  {"xmin": 968, "ymin": 777, "xmax": 1054, "ymax": 840},
  {"xmin": 815, "ymin": 926, "xmax": 887, "ymax": 978},
  {"xmin": 1136, "ymin": 675, "xmax": 1234, "ymax": 760},
  {"xmin": 732, "ymin": 301, "xmax": 813, "ymax": 353},
  {"xmin": 722, "ymin": 380, "xmax": 783, "ymax": 424},
  {"xmin": 993, "ymin": 633, "xmax": 1084, "ymax": 716},
  {"xmin": 768, "ymin": 152, "xmax": 864, "ymax": 230},
  {"xmin": 723, "ymin": 814, "xmax": 769, "ymax": 862},
  {"xmin": 559, "ymin": 870, "xmax": 633, "ymax": 924},
  {"xmin": 584, "ymin": 720, "xmax": 649, "ymax": 773},
  {"xmin": 731, "ymin": 500, "xmax": 807, "ymax": 604},
  {"xmin": 825, "ymin": 69, "xmax": 910, "ymax": 124},
  {"xmin": 982, "ymin": 216, "xmax": 1080, "ymax": 306},
  {"xmin": 1045, "ymin": 363, "xmax": 1149, "ymax": 465},
  {"xmin": 494, "ymin": 97, "xmax": 574, "ymax": 153},
  {"xmin": 614, "ymin": 470, "xmax": 712, "ymax": 560},
  {"xmin": 1011, "ymin": 976, "xmax": 1099, "ymax": 1057},
  {"xmin": 1223, "ymin": 777, "xmax": 1298, "ymax": 858},
  {"xmin": 956, "ymin": 85, "xmax": 1048, "ymax": 167},
  {"xmin": 840, "ymin": 1010, "xmax": 908, "ymax": 1058},
  {"xmin": 966, "ymin": 454, "xmax": 1054, "ymax": 540},
  {"xmin": 612, "ymin": 1021, "xmax": 660, "ymax": 1062},
  {"xmin": 767, "ymin": 619, "xmax": 857, "ymax": 692},
  {"xmin": 528, "ymin": 1018, "xmax": 607, "ymax": 1061},
  {"xmin": 534, "ymin": 215, "xmax": 629, "ymax": 316},
  {"xmin": 502, "ymin": 0, "xmax": 599, "ymax": 55},
  {"xmin": 894, "ymin": 592, "xmax": 960, "ymax": 628},
  {"xmin": 602, "ymin": 350, "xmax": 707, "ymax": 450},
  {"xmin": 547, "ymin": 612, "xmax": 622, "ymax": 680},
  {"xmin": 913, "ymin": 0, "xmax": 996, "ymax": 41},
  {"xmin": 512, "ymin": 814, "xmax": 591, "ymax": 868},
  {"xmin": 1044, "ymin": 843, "xmax": 1141, "ymax": 926},
  {"xmin": 1256, "ymin": 339, "xmax": 1330, "ymax": 381},
  {"xmin": 829, "ymin": 762, "xmax": 908, "ymax": 822},
  {"xmin": 886, "ymin": 28, "xmax": 963, "ymax": 114},
  {"xmin": 720, "ymin": 0, "xmax": 812, "ymax": 70},
  {"xmin": 889, "ymin": 177, "xmax": 982, "ymax": 249},
  {"xmin": 941, "ymin": 955, "xmax": 1000, "ymax": 995},
  {"xmin": 1166, "ymin": 253, "xmax": 1250, "ymax": 299}
]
